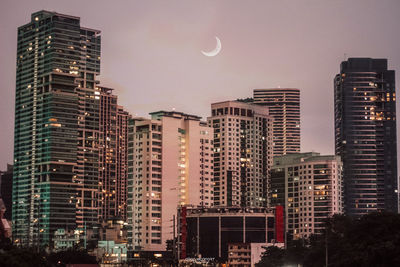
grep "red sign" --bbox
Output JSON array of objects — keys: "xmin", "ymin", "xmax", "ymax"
[{"xmin": 275, "ymin": 205, "xmax": 284, "ymax": 243}]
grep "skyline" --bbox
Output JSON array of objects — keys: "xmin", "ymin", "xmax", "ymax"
[
  {"xmin": 2, "ymin": 6, "xmax": 400, "ymax": 264},
  {"xmin": 2, "ymin": 0, "xmax": 400, "ymax": 168}
]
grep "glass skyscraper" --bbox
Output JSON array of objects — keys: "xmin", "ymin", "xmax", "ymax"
[
  {"xmin": 13, "ymin": 11, "xmax": 101, "ymax": 246},
  {"xmin": 334, "ymin": 58, "xmax": 398, "ymax": 216}
]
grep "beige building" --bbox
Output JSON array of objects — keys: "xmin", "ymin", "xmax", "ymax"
[
  {"xmin": 227, "ymin": 243, "xmax": 284, "ymax": 267},
  {"xmin": 270, "ymin": 152, "xmax": 343, "ymax": 239},
  {"xmin": 207, "ymin": 101, "xmax": 273, "ymax": 207},
  {"xmin": 127, "ymin": 111, "xmax": 213, "ymax": 251},
  {"xmin": 253, "ymin": 88, "xmax": 301, "ymax": 156},
  {"xmin": 228, "ymin": 243, "xmax": 251, "ymax": 266}
]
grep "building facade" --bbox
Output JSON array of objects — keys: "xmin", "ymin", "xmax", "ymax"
[
  {"xmin": 207, "ymin": 101, "xmax": 274, "ymax": 207},
  {"xmin": 99, "ymin": 86, "xmax": 130, "ymax": 222},
  {"xmin": 0, "ymin": 198, "xmax": 12, "ymax": 241},
  {"xmin": 116, "ymin": 106, "xmax": 130, "ymax": 220},
  {"xmin": 227, "ymin": 243, "xmax": 283, "ymax": 267},
  {"xmin": 270, "ymin": 152, "xmax": 343, "ymax": 239},
  {"xmin": 334, "ymin": 58, "xmax": 398, "ymax": 216},
  {"xmin": 127, "ymin": 111, "xmax": 213, "ymax": 251},
  {"xmin": 0, "ymin": 164, "xmax": 13, "ymax": 220},
  {"xmin": 253, "ymin": 88, "xmax": 300, "ymax": 156},
  {"xmin": 13, "ymin": 11, "xmax": 101, "ymax": 246},
  {"xmin": 227, "ymin": 243, "xmax": 251, "ymax": 267},
  {"xmin": 178, "ymin": 206, "xmax": 281, "ymax": 262}
]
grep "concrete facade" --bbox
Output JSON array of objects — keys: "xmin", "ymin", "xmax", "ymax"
[
  {"xmin": 270, "ymin": 152, "xmax": 343, "ymax": 239},
  {"xmin": 253, "ymin": 88, "xmax": 300, "ymax": 156},
  {"xmin": 208, "ymin": 101, "xmax": 273, "ymax": 207},
  {"xmin": 99, "ymin": 86, "xmax": 130, "ymax": 222},
  {"xmin": 127, "ymin": 111, "xmax": 213, "ymax": 251}
]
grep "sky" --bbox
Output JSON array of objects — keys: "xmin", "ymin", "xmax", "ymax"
[{"xmin": 1, "ymin": 0, "xmax": 400, "ymax": 168}]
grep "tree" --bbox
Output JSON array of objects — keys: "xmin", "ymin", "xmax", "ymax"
[
  {"xmin": 306, "ymin": 212, "xmax": 400, "ymax": 267},
  {"xmin": 236, "ymin": 97, "xmax": 254, "ymax": 103},
  {"xmin": 256, "ymin": 246, "xmax": 284, "ymax": 267},
  {"xmin": 257, "ymin": 212, "xmax": 400, "ymax": 267},
  {"xmin": 47, "ymin": 249, "xmax": 97, "ymax": 266},
  {"xmin": 0, "ymin": 247, "xmax": 49, "ymax": 267}
]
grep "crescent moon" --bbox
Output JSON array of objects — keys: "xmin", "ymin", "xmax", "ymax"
[{"xmin": 201, "ymin": 37, "xmax": 222, "ymax": 57}]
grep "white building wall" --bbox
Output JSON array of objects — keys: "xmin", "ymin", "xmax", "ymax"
[
  {"xmin": 129, "ymin": 112, "xmax": 213, "ymax": 251},
  {"xmin": 279, "ymin": 154, "xmax": 343, "ymax": 239}
]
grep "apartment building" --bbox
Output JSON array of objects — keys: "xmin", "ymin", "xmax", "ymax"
[
  {"xmin": 270, "ymin": 152, "xmax": 343, "ymax": 239},
  {"xmin": 127, "ymin": 111, "xmax": 213, "ymax": 251},
  {"xmin": 207, "ymin": 101, "xmax": 273, "ymax": 207},
  {"xmin": 253, "ymin": 88, "xmax": 300, "ymax": 156}
]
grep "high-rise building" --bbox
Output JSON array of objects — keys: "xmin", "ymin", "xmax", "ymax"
[
  {"xmin": 207, "ymin": 101, "xmax": 274, "ymax": 207},
  {"xmin": 99, "ymin": 87, "xmax": 130, "ymax": 222},
  {"xmin": 253, "ymin": 88, "xmax": 300, "ymax": 156},
  {"xmin": 13, "ymin": 11, "xmax": 101, "ymax": 246},
  {"xmin": 127, "ymin": 111, "xmax": 213, "ymax": 251},
  {"xmin": 116, "ymin": 106, "xmax": 130, "ymax": 220},
  {"xmin": 334, "ymin": 58, "xmax": 398, "ymax": 216},
  {"xmin": 270, "ymin": 152, "xmax": 343, "ymax": 239}
]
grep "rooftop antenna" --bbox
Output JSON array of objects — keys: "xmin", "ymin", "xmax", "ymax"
[{"xmin": 344, "ymin": 53, "xmax": 347, "ymax": 61}]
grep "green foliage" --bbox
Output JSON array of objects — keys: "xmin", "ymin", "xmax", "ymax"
[
  {"xmin": 256, "ymin": 245, "xmax": 284, "ymax": 267},
  {"xmin": 236, "ymin": 97, "xmax": 254, "ymax": 103},
  {"xmin": 0, "ymin": 247, "xmax": 97, "ymax": 267},
  {"xmin": 47, "ymin": 249, "xmax": 97, "ymax": 265},
  {"xmin": 256, "ymin": 212, "xmax": 400, "ymax": 267},
  {"xmin": 0, "ymin": 248, "xmax": 49, "ymax": 267}
]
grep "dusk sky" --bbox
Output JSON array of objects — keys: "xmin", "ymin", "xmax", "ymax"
[{"xmin": 1, "ymin": 0, "xmax": 400, "ymax": 168}]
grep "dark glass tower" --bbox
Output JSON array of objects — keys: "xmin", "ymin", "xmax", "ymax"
[
  {"xmin": 13, "ymin": 11, "xmax": 101, "ymax": 247},
  {"xmin": 334, "ymin": 58, "xmax": 398, "ymax": 216}
]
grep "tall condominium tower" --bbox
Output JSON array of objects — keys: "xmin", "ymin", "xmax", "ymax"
[
  {"xmin": 99, "ymin": 87, "xmax": 130, "ymax": 222},
  {"xmin": 253, "ymin": 88, "xmax": 300, "ymax": 156},
  {"xmin": 13, "ymin": 11, "xmax": 101, "ymax": 246},
  {"xmin": 270, "ymin": 152, "xmax": 343, "ymax": 239},
  {"xmin": 127, "ymin": 111, "xmax": 213, "ymax": 251},
  {"xmin": 334, "ymin": 58, "xmax": 398, "ymax": 216},
  {"xmin": 207, "ymin": 101, "xmax": 274, "ymax": 207}
]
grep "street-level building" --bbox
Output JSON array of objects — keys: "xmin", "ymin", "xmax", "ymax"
[
  {"xmin": 227, "ymin": 242, "xmax": 285, "ymax": 267},
  {"xmin": 228, "ymin": 243, "xmax": 251, "ymax": 267},
  {"xmin": 178, "ymin": 206, "xmax": 283, "ymax": 262}
]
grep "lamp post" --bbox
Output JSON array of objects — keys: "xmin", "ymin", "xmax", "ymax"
[
  {"xmin": 173, "ymin": 215, "xmax": 176, "ymax": 263},
  {"xmin": 325, "ymin": 228, "xmax": 328, "ymax": 267}
]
